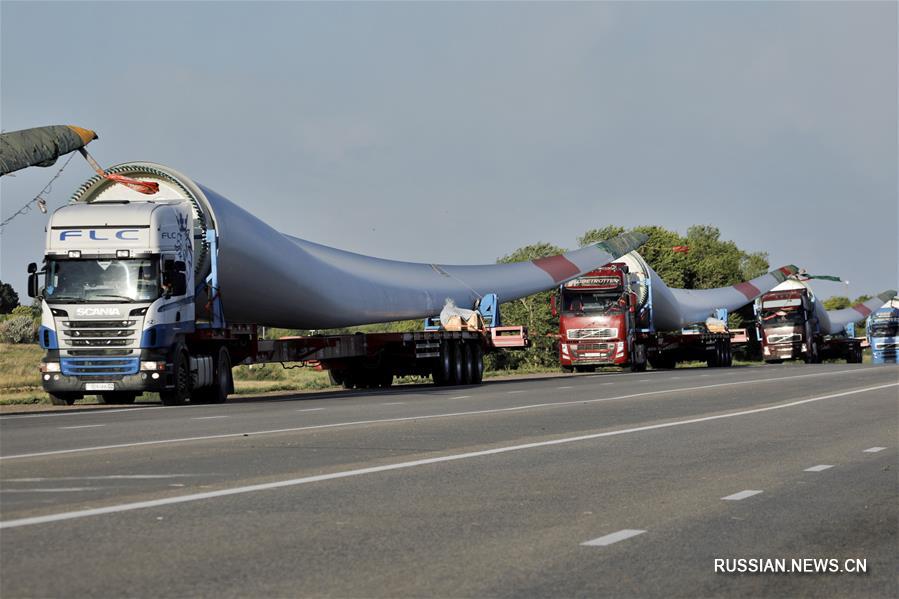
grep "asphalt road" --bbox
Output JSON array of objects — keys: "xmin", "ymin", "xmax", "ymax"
[{"xmin": 1, "ymin": 364, "xmax": 896, "ymax": 598}]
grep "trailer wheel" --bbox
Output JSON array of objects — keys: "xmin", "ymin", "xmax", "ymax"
[
  {"xmin": 471, "ymin": 344, "xmax": 484, "ymax": 384},
  {"xmin": 160, "ymin": 348, "xmax": 191, "ymax": 406},
  {"xmin": 193, "ymin": 348, "xmax": 232, "ymax": 404},
  {"xmin": 450, "ymin": 341, "xmax": 464, "ymax": 385},
  {"xmin": 433, "ymin": 342, "xmax": 452, "ymax": 386},
  {"xmin": 377, "ymin": 371, "xmax": 394, "ymax": 388},
  {"xmin": 460, "ymin": 343, "xmax": 475, "ymax": 385},
  {"xmin": 48, "ymin": 393, "xmax": 79, "ymax": 406},
  {"xmin": 847, "ymin": 345, "xmax": 862, "ymax": 364},
  {"xmin": 723, "ymin": 340, "xmax": 733, "ymax": 367},
  {"xmin": 100, "ymin": 392, "xmax": 137, "ymax": 405}
]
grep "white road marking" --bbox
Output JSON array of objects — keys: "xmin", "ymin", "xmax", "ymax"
[
  {"xmin": 450, "ymin": 396, "xmax": 470, "ymax": 400},
  {"xmin": 507, "ymin": 390, "xmax": 526, "ymax": 394},
  {"xmin": 381, "ymin": 402, "xmax": 406, "ymax": 406},
  {"xmin": 556, "ymin": 386, "xmax": 572, "ymax": 390},
  {"xmin": 3, "ymin": 475, "xmax": 200, "ymax": 482},
  {"xmin": 296, "ymin": 408, "xmax": 325, "ymax": 412},
  {"xmin": 191, "ymin": 416, "xmax": 229, "ymax": 420},
  {"xmin": 722, "ymin": 490, "xmax": 763, "ymax": 501},
  {"xmin": 4, "ymin": 379, "xmax": 894, "ymax": 461},
  {"xmin": 863, "ymin": 447, "xmax": 887, "ymax": 453},
  {"xmin": 58, "ymin": 424, "xmax": 106, "ymax": 430},
  {"xmin": 602, "ymin": 382, "xmax": 615, "ymax": 386},
  {"xmin": 636, "ymin": 379, "xmax": 651, "ymax": 382},
  {"xmin": 804, "ymin": 465, "xmax": 834, "ymax": 472},
  {"xmin": 0, "ymin": 383, "xmax": 891, "ymax": 529},
  {"xmin": 1, "ymin": 488, "xmax": 97, "ymax": 493},
  {"xmin": 581, "ymin": 529, "xmax": 646, "ymax": 546}
]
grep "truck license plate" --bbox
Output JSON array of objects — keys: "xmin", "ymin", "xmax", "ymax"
[{"xmin": 85, "ymin": 383, "xmax": 115, "ymax": 391}]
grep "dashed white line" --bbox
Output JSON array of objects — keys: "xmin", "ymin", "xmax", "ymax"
[
  {"xmin": 722, "ymin": 490, "xmax": 763, "ymax": 501},
  {"xmin": 296, "ymin": 408, "xmax": 325, "ymax": 412},
  {"xmin": 381, "ymin": 402, "xmax": 406, "ymax": 406},
  {"xmin": 581, "ymin": 529, "xmax": 646, "ymax": 546},
  {"xmin": 0, "ymin": 383, "xmax": 891, "ymax": 529},
  {"xmin": 5, "ymin": 380, "xmax": 895, "ymax": 461},
  {"xmin": 191, "ymin": 416, "xmax": 229, "ymax": 420},
  {"xmin": 58, "ymin": 424, "xmax": 106, "ymax": 430},
  {"xmin": 556, "ymin": 386, "xmax": 573, "ymax": 390},
  {"xmin": 450, "ymin": 396, "xmax": 470, "ymax": 400},
  {"xmin": 804, "ymin": 465, "xmax": 834, "ymax": 472},
  {"xmin": 863, "ymin": 447, "xmax": 887, "ymax": 453},
  {"xmin": 507, "ymin": 390, "xmax": 526, "ymax": 394}
]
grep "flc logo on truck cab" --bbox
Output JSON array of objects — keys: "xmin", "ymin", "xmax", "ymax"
[{"xmin": 58, "ymin": 229, "xmax": 141, "ymax": 241}]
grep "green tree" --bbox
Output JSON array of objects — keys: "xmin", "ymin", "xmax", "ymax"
[{"xmin": 0, "ymin": 281, "xmax": 19, "ymax": 314}]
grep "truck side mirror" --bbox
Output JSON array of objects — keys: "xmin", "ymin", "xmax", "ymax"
[
  {"xmin": 550, "ymin": 294, "xmax": 558, "ymax": 317},
  {"xmin": 27, "ymin": 273, "xmax": 40, "ymax": 298},
  {"xmin": 27, "ymin": 262, "xmax": 38, "ymax": 274}
]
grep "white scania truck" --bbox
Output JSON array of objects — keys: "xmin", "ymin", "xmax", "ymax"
[{"xmin": 28, "ymin": 163, "xmax": 535, "ymax": 406}]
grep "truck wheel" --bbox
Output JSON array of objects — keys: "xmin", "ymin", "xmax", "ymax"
[
  {"xmin": 328, "ymin": 369, "xmax": 345, "ymax": 386},
  {"xmin": 48, "ymin": 393, "xmax": 79, "ymax": 406},
  {"xmin": 450, "ymin": 341, "xmax": 463, "ymax": 385},
  {"xmin": 461, "ymin": 343, "xmax": 474, "ymax": 385},
  {"xmin": 377, "ymin": 371, "xmax": 394, "ymax": 388},
  {"xmin": 723, "ymin": 341, "xmax": 733, "ymax": 367},
  {"xmin": 847, "ymin": 346, "xmax": 862, "ymax": 364},
  {"xmin": 433, "ymin": 342, "xmax": 452, "ymax": 386},
  {"xmin": 706, "ymin": 341, "xmax": 720, "ymax": 368},
  {"xmin": 471, "ymin": 344, "xmax": 484, "ymax": 384},
  {"xmin": 193, "ymin": 348, "xmax": 232, "ymax": 404},
  {"xmin": 561, "ymin": 365, "xmax": 574, "ymax": 373},
  {"xmin": 160, "ymin": 349, "xmax": 191, "ymax": 406},
  {"xmin": 100, "ymin": 392, "xmax": 137, "ymax": 405},
  {"xmin": 630, "ymin": 344, "xmax": 647, "ymax": 372}
]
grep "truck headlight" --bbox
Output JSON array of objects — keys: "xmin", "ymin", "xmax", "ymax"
[
  {"xmin": 40, "ymin": 362, "xmax": 61, "ymax": 373},
  {"xmin": 763, "ymin": 346, "xmax": 770, "ymax": 355},
  {"xmin": 616, "ymin": 341, "xmax": 624, "ymax": 355},
  {"xmin": 801, "ymin": 344, "xmax": 807, "ymax": 352},
  {"xmin": 140, "ymin": 361, "xmax": 166, "ymax": 371}
]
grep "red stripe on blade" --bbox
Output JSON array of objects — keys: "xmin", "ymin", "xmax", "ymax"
[
  {"xmin": 532, "ymin": 255, "xmax": 581, "ymax": 283},
  {"xmin": 733, "ymin": 281, "xmax": 761, "ymax": 301},
  {"xmin": 852, "ymin": 304, "xmax": 872, "ymax": 317}
]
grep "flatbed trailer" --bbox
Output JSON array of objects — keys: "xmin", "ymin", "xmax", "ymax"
[{"xmin": 190, "ymin": 324, "xmax": 529, "ymax": 391}]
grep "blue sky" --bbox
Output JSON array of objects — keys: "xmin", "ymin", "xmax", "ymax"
[{"xmin": 1, "ymin": 1, "xmax": 896, "ymax": 302}]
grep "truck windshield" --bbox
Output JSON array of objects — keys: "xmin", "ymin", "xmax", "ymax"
[
  {"xmin": 762, "ymin": 309, "xmax": 804, "ymax": 326},
  {"xmin": 869, "ymin": 321, "xmax": 899, "ymax": 337},
  {"xmin": 562, "ymin": 291, "xmax": 624, "ymax": 315},
  {"xmin": 44, "ymin": 258, "xmax": 160, "ymax": 303}
]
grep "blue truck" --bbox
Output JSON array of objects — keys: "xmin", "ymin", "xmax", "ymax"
[{"xmin": 866, "ymin": 299, "xmax": 899, "ymax": 364}]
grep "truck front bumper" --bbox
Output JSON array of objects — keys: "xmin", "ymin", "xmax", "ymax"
[
  {"xmin": 561, "ymin": 341, "xmax": 627, "ymax": 365},
  {"xmin": 40, "ymin": 372, "xmax": 174, "ymax": 395},
  {"xmin": 764, "ymin": 343, "xmax": 802, "ymax": 360}
]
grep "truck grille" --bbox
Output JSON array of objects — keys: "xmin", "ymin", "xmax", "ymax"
[
  {"xmin": 568, "ymin": 328, "xmax": 617, "ymax": 340},
  {"xmin": 875, "ymin": 342, "xmax": 898, "ymax": 351},
  {"xmin": 59, "ymin": 319, "xmax": 139, "ymax": 354},
  {"xmin": 767, "ymin": 334, "xmax": 801, "ymax": 344},
  {"xmin": 61, "ymin": 357, "xmax": 139, "ymax": 376}
]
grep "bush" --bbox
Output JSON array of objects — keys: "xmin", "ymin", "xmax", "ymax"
[{"xmin": 0, "ymin": 316, "xmax": 37, "ymax": 344}]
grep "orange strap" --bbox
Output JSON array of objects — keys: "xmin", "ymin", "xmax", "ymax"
[{"xmin": 78, "ymin": 149, "xmax": 159, "ymax": 195}]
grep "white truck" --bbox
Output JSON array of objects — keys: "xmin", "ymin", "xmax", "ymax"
[{"xmin": 28, "ymin": 163, "xmax": 536, "ymax": 406}]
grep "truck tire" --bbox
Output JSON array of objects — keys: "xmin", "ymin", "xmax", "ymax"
[
  {"xmin": 630, "ymin": 344, "xmax": 647, "ymax": 372},
  {"xmin": 471, "ymin": 344, "xmax": 484, "ymax": 384},
  {"xmin": 450, "ymin": 341, "xmax": 463, "ymax": 385},
  {"xmin": 48, "ymin": 393, "xmax": 79, "ymax": 406},
  {"xmin": 100, "ymin": 392, "xmax": 137, "ymax": 405},
  {"xmin": 723, "ymin": 340, "xmax": 733, "ymax": 367},
  {"xmin": 460, "ymin": 343, "xmax": 475, "ymax": 385},
  {"xmin": 160, "ymin": 348, "xmax": 191, "ymax": 406},
  {"xmin": 805, "ymin": 341, "xmax": 821, "ymax": 364},
  {"xmin": 193, "ymin": 347, "xmax": 232, "ymax": 404},
  {"xmin": 847, "ymin": 346, "xmax": 862, "ymax": 364},
  {"xmin": 433, "ymin": 342, "xmax": 452, "ymax": 386}
]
